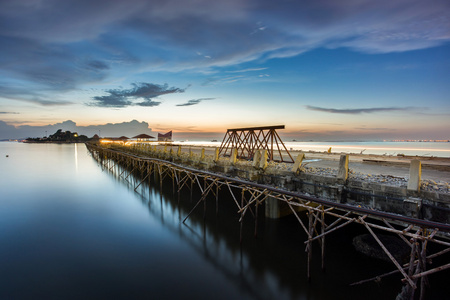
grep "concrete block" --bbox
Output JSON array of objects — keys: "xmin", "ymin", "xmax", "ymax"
[
  {"xmin": 291, "ymin": 153, "xmax": 305, "ymax": 173},
  {"xmin": 214, "ymin": 148, "xmax": 219, "ymax": 162},
  {"xmin": 230, "ymin": 148, "xmax": 237, "ymax": 164},
  {"xmin": 252, "ymin": 150, "xmax": 261, "ymax": 168},
  {"xmin": 337, "ymin": 154, "xmax": 349, "ymax": 180},
  {"xmin": 407, "ymin": 159, "xmax": 421, "ymax": 191},
  {"xmin": 403, "ymin": 197, "xmax": 422, "ymax": 218},
  {"xmin": 201, "ymin": 148, "xmax": 205, "ymax": 160},
  {"xmin": 259, "ymin": 150, "xmax": 268, "ymax": 170}
]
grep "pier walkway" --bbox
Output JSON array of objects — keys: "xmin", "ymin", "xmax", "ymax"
[{"xmin": 86, "ymin": 142, "xmax": 450, "ymax": 299}]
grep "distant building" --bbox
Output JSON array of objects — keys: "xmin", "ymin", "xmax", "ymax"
[
  {"xmin": 158, "ymin": 131, "xmax": 172, "ymax": 142},
  {"xmin": 132, "ymin": 134, "xmax": 155, "ymax": 142}
]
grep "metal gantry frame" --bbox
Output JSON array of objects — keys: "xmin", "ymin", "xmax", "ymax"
[
  {"xmin": 87, "ymin": 143, "xmax": 450, "ymax": 299},
  {"xmin": 218, "ymin": 125, "xmax": 294, "ymax": 163}
]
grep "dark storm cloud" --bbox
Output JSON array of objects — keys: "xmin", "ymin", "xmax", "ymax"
[
  {"xmin": 306, "ymin": 106, "xmax": 413, "ymax": 114},
  {"xmin": 90, "ymin": 83, "xmax": 186, "ymax": 107},
  {"xmin": 176, "ymin": 98, "xmax": 215, "ymax": 107}
]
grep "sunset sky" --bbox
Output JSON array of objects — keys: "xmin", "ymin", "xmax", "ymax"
[{"xmin": 1, "ymin": 0, "xmax": 449, "ymax": 140}]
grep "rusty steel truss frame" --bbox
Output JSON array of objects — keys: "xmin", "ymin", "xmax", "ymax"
[
  {"xmin": 87, "ymin": 143, "xmax": 450, "ymax": 300},
  {"xmin": 218, "ymin": 125, "xmax": 294, "ymax": 163}
]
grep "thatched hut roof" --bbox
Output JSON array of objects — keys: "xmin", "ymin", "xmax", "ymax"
[{"xmin": 132, "ymin": 134, "xmax": 155, "ymax": 139}]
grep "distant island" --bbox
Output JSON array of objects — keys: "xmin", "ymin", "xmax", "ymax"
[{"xmin": 23, "ymin": 129, "xmax": 96, "ymax": 143}]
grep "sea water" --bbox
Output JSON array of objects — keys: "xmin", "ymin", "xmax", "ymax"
[
  {"xmin": 0, "ymin": 142, "xmax": 448, "ymax": 299},
  {"xmin": 177, "ymin": 141, "xmax": 450, "ymax": 157}
]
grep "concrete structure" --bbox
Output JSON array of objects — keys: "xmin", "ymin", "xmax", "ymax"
[
  {"xmin": 124, "ymin": 142, "xmax": 450, "ymax": 224},
  {"xmin": 337, "ymin": 154, "xmax": 349, "ymax": 181},
  {"xmin": 291, "ymin": 153, "xmax": 305, "ymax": 173},
  {"xmin": 407, "ymin": 159, "xmax": 422, "ymax": 191}
]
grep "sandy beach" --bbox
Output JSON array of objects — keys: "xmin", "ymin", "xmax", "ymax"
[
  {"xmin": 168, "ymin": 144, "xmax": 450, "ymax": 192},
  {"xmin": 294, "ymin": 150, "xmax": 450, "ymax": 181}
]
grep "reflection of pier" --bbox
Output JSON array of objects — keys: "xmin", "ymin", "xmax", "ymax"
[
  {"xmin": 118, "ymin": 173, "xmax": 273, "ymax": 299},
  {"xmin": 86, "ymin": 142, "xmax": 450, "ymax": 299}
]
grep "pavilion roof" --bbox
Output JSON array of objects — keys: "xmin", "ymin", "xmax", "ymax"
[{"xmin": 132, "ymin": 134, "xmax": 155, "ymax": 139}]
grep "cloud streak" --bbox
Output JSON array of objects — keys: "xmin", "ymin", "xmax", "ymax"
[
  {"xmin": 226, "ymin": 68, "xmax": 268, "ymax": 73},
  {"xmin": 306, "ymin": 105, "xmax": 414, "ymax": 114},
  {"xmin": 176, "ymin": 98, "xmax": 215, "ymax": 107},
  {"xmin": 1, "ymin": 0, "xmax": 448, "ymax": 100},
  {"xmin": 90, "ymin": 82, "xmax": 187, "ymax": 107}
]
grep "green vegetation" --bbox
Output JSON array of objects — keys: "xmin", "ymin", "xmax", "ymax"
[{"xmin": 25, "ymin": 129, "xmax": 92, "ymax": 143}]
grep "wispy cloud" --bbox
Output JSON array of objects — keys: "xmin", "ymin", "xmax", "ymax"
[
  {"xmin": 0, "ymin": 83, "xmax": 73, "ymax": 106},
  {"xmin": 176, "ymin": 98, "xmax": 215, "ymax": 107},
  {"xmin": 0, "ymin": 0, "xmax": 449, "ymax": 106},
  {"xmin": 354, "ymin": 127, "xmax": 392, "ymax": 131},
  {"xmin": 306, "ymin": 105, "xmax": 414, "ymax": 114},
  {"xmin": 202, "ymin": 75, "xmax": 245, "ymax": 86},
  {"xmin": 226, "ymin": 68, "xmax": 268, "ymax": 73},
  {"xmin": 90, "ymin": 82, "xmax": 187, "ymax": 107},
  {"xmin": 0, "ymin": 112, "xmax": 19, "ymax": 114}
]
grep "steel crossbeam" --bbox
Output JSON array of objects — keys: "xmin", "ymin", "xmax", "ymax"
[{"xmin": 218, "ymin": 125, "xmax": 294, "ymax": 162}]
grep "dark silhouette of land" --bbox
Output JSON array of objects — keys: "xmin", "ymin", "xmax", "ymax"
[{"xmin": 24, "ymin": 129, "xmax": 96, "ymax": 143}]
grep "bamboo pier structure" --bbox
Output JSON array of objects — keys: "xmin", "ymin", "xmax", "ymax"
[{"xmin": 86, "ymin": 142, "xmax": 450, "ymax": 299}]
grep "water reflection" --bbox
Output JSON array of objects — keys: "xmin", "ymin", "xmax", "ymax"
[
  {"xmin": 101, "ymin": 154, "xmax": 403, "ymax": 300},
  {"xmin": 74, "ymin": 143, "xmax": 78, "ymax": 172},
  {"xmin": 1, "ymin": 143, "xmax": 448, "ymax": 300}
]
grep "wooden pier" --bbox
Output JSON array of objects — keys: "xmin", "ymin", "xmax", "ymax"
[{"xmin": 86, "ymin": 142, "xmax": 450, "ymax": 299}]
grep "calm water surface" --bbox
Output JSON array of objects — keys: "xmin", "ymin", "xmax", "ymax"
[
  {"xmin": 180, "ymin": 141, "xmax": 450, "ymax": 157},
  {"xmin": 0, "ymin": 143, "xmax": 448, "ymax": 299}
]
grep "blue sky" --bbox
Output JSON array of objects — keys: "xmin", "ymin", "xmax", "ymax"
[{"xmin": 1, "ymin": 0, "xmax": 449, "ymax": 140}]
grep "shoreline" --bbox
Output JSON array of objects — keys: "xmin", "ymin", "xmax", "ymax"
[
  {"xmin": 173, "ymin": 140, "xmax": 450, "ymax": 158},
  {"xmin": 171, "ymin": 142, "xmax": 450, "ymax": 165},
  {"xmin": 168, "ymin": 143, "xmax": 450, "ymax": 185}
]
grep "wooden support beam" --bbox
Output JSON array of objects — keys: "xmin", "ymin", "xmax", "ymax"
[
  {"xmin": 85, "ymin": 142, "xmax": 450, "ymax": 295},
  {"xmin": 360, "ymin": 217, "xmax": 417, "ymax": 289}
]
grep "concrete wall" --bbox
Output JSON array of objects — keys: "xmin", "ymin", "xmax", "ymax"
[{"xmin": 110, "ymin": 143, "xmax": 450, "ymax": 224}]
